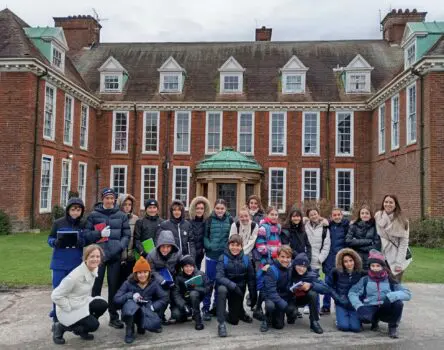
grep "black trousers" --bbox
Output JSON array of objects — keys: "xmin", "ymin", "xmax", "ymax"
[
  {"xmin": 264, "ymin": 299, "xmax": 296, "ymax": 329},
  {"xmin": 123, "ymin": 309, "xmax": 143, "ymax": 328},
  {"xmin": 216, "ymin": 285, "xmax": 246, "ymax": 324},
  {"xmin": 293, "ymin": 290, "xmax": 319, "ymax": 321},
  {"xmin": 171, "ymin": 290, "xmax": 203, "ymax": 320},
  {"xmin": 119, "ymin": 260, "xmax": 135, "ymax": 286},
  {"xmin": 359, "ymin": 300, "xmax": 404, "ymax": 327},
  {"xmin": 92, "ymin": 259, "xmax": 121, "ymax": 317},
  {"xmin": 69, "ymin": 299, "xmax": 108, "ymax": 333}
]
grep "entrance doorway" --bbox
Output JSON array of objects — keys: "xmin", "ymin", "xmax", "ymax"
[{"xmin": 217, "ymin": 183, "xmax": 237, "ymax": 217}]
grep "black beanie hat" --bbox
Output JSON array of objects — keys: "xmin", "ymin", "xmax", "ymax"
[
  {"xmin": 145, "ymin": 199, "xmax": 159, "ymax": 210},
  {"xmin": 180, "ymin": 255, "xmax": 195, "ymax": 267},
  {"xmin": 292, "ymin": 252, "xmax": 310, "ymax": 267}
]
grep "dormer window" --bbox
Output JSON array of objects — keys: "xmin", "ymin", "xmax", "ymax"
[
  {"xmin": 104, "ymin": 75, "xmax": 121, "ymax": 92},
  {"xmin": 280, "ymin": 55, "xmax": 309, "ymax": 94},
  {"xmin": 349, "ymin": 74, "xmax": 366, "ymax": 91},
  {"xmin": 343, "ymin": 54, "xmax": 373, "ymax": 94},
  {"xmin": 52, "ymin": 45, "xmax": 64, "ymax": 69},
  {"xmin": 158, "ymin": 57, "xmax": 185, "ymax": 94},
  {"xmin": 405, "ymin": 42, "xmax": 416, "ymax": 68},
  {"xmin": 98, "ymin": 56, "xmax": 128, "ymax": 93},
  {"xmin": 218, "ymin": 57, "xmax": 245, "ymax": 94}
]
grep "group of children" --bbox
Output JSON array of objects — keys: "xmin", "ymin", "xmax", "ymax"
[{"xmin": 49, "ymin": 192, "xmax": 412, "ymax": 344}]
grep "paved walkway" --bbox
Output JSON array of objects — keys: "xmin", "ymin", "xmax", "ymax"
[{"xmin": 0, "ymin": 283, "xmax": 443, "ymax": 349}]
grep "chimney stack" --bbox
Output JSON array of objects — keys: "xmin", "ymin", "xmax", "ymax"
[
  {"xmin": 256, "ymin": 26, "xmax": 272, "ymax": 41},
  {"xmin": 381, "ymin": 9, "xmax": 427, "ymax": 45},
  {"xmin": 53, "ymin": 15, "xmax": 102, "ymax": 50}
]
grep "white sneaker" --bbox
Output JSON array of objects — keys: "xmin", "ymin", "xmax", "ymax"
[{"xmin": 303, "ymin": 305, "xmax": 310, "ymax": 314}]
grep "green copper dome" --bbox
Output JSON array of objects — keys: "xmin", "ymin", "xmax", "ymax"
[{"xmin": 196, "ymin": 147, "xmax": 264, "ymax": 173}]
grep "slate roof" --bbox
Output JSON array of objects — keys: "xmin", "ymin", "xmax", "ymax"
[
  {"xmin": 427, "ymin": 35, "xmax": 444, "ymax": 56},
  {"xmin": 195, "ymin": 147, "xmax": 264, "ymax": 172}
]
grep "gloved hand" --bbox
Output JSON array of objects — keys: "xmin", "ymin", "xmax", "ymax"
[
  {"xmin": 101, "ymin": 226, "xmax": 111, "ymax": 238},
  {"xmin": 54, "ymin": 239, "xmax": 63, "ymax": 248},
  {"xmin": 150, "ymin": 305, "xmax": 155, "ymax": 312},
  {"xmin": 183, "ymin": 305, "xmax": 190, "ymax": 315},
  {"xmin": 381, "ymin": 296, "xmax": 391, "ymax": 308},
  {"xmin": 234, "ymin": 286, "xmax": 243, "ymax": 297},
  {"xmin": 133, "ymin": 293, "xmax": 142, "ymax": 303}
]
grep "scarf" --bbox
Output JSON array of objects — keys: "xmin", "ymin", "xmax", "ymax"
[
  {"xmin": 368, "ymin": 269, "xmax": 388, "ymax": 283},
  {"xmin": 249, "ymin": 209, "xmax": 258, "ymax": 217}
]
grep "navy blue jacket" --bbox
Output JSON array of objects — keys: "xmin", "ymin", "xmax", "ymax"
[
  {"xmin": 323, "ymin": 219, "xmax": 349, "ymax": 272},
  {"xmin": 189, "ymin": 217, "xmax": 205, "ymax": 256},
  {"xmin": 263, "ymin": 261, "xmax": 292, "ymax": 311},
  {"xmin": 328, "ymin": 268, "xmax": 365, "ymax": 309},
  {"xmin": 48, "ymin": 198, "xmax": 85, "ymax": 271},
  {"xmin": 345, "ymin": 220, "xmax": 381, "ymax": 269}
]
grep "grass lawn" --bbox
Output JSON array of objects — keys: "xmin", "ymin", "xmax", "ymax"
[{"xmin": 0, "ymin": 232, "xmax": 443, "ymax": 287}]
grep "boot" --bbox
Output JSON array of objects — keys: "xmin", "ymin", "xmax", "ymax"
[
  {"xmin": 371, "ymin": 321, "xmax": 380, "ymax": 332},
  {"xmin": 52, "ymin": 322, "xmax": 67, "ymax": 345},
  {"xmin": 124, "ymin": 323, "xmax": 135, "ymax": 344},
  {"xmin": 136, "ymin": 323, "xmax": 146, "ymax": 335},
  {"xmin": 194, "ymin": 311, "xmax": 204, "ymax": 331},
  {"xmin": 260, "ymin": 313, "xmax": 271, "ymax": 332},
  {"xmin": 218, "ymin": 322, "xmax": 227, "ymax": 337},
  {"xmin": 388, "ymin": 326, "xmax": 399, "ymax": 339},
  {"xmin": 310, "ymin": 320, "xmax": 324, "ymax": 334},
  {"xmin": 109, "ymin": 314, "xmax": 124, "ymax": 329},
  {"xmin": 72, "ymin": 325, "xmax": 94, "ymax": 340},
  {"xmin": 253, "ymin": 306, "xmax": 264, "ymax": 321}
]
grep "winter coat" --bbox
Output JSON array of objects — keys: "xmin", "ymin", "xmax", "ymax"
[
  {"xmin": 263, "ymin": 261, "xmax": 292, "ymax": 310},
  {"xmin": 305, "ymin": 221, "xmax": 331, "ymax": 270},
  {"xmin": 281, "ymin": 223, "xmax": 312, "ymax": 260},
  {"xmin": 216, "ymin": 249, "xmax": 256, "ymax": 297},
  {"xmin": 345, "ymin": 220, "xmax": 381, "ymax": 270},
  {"xmin": 51, "ymin": 262, "xmax": 105, "ymax": 327},
  {"xmin": 375, "ymin": 211, "xmax": 412, "ymax": 275},
  {"xmin": 204, "ymin": 211, "xmax": 233, "ymax": 260},
  {"xmin": 117, "ymin": 194, "xmax": 139, "ymax": 261},
  {"xmin": 172, "ymin": 268, "xmax": 210, "ymax": 309},
  {"xmin": 84, "ymin": 203, "xmax": 131, "ymax": 263},
  {"xmin": 229, "ymin": 221, "xmax": 258, "ymax": 255},
  {"xmin": 147, "ymin": 230, "xmax": 182, "ymax": 284},
  {"xmin": 251, "ymin": 210, "xmax": 265, "ymax": 225},
  {"xmin": 188, "ymin": 196, "xmax": 211, "ymax": 256},
  {"xmin": 348, "ymin": 274, "xmax": 412, "ymax": 310},
  {"xmin": 134, "ymin": 214, "xmax": 163, "ymax": 257},
  {"xmin": 290, "ymin": 265, "xmax": 322, "ymax": 298},
  {"xmin": 254, "ymin": 218, "xmax": 282, "ymax": 265},
  {"xmin": 48, "ymin": 198, "xmax": 85, "ymax": 271},
  {"xmin": 323, "ymin": 219, "xmax": 349, "ymax": 272},
  {"xmin": 156, "ymin": 200, "xmax": 195, "ymax": 257}
]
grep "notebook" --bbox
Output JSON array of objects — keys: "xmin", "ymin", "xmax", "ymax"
[
  {"xmin": 94, "ymin": 223, "xmax": 109, "ymax": 243},
  {"xmin": 289, "ymin": 281, "xmax": 305, "ymax": 293},
  {"xmin": 158, "ymin": 268, "xmax": 174, "ymax": 285},
  {"xmin": 56, "ymin": 231, "xmax": 79, "ymax": 248},
  {"xmin": 184, "ymin": 275, "xmax": 203, "ymax": 287},
  {"xmin": 134, "ymin": 238, "xmax": 155, "ymax": 260}
]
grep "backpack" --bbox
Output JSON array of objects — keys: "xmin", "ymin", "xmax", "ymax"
[
  {"xmin": 256, "ymin": 264, "xmax": 280, "ymax": 291},
  {"xmin": 235, "ymin": 221, "xmax": 257, "ymax": 235},
  {"xmin": 223, "ymin": 254, "xmax": 249, "ymax": 269},
  {"xmin": 361, "ymin": 276, "xmax": 396, "ymax": 300},
  {"xmin": 320, "ymin": 226, "xmax": 328, "ymax": 251}
]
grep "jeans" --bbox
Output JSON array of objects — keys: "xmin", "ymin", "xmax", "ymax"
[
  {"xmin": 92, "ymin": 259, "xmax": 121, "ymax": 318},
  {"xmin": 68, "ymin": 299, "xmax": 108, "ymax": 333},
  {"xmin": 203, "ymin": 257, "xmax": 218, "ymax": 311},
  {"xmin": 322, "ymin": 273, "xmax": 332, "ymax": 309},
  {"xmin": 216, "ymin": 285, "xmax": 246, "ymax": 324},
  {"xmin": 335, "ymin": 305, "xmax": 361, "ymax": 332}
]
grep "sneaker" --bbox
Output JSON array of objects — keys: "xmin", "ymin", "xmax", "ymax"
[
  {"xmin": 109, "ymin": 318, "xmax": 124, "ymax": 329},
  {"xmin": 218, "ymin": 323, "xmax": 227, "ymax": 337},
  {"xmin": 320, "ymin": 307, "xmax": 330, "ymax": 315},
  {"xmin": 303, "ymin": 305, "xmax": 310, "ymax": 314}
]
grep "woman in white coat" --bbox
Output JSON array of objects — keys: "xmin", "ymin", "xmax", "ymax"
[
  {"xmin": 374, "ymin": 194, "xmax": 412, "ymax": 282},
  {"xmin": 51, "ymin": 245, "xmax": 108, "ymax": 345}
]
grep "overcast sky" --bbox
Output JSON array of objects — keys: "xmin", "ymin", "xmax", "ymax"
[{"xmin": 5, "ymin": 0, "xmax": 444, "ymax": 42}]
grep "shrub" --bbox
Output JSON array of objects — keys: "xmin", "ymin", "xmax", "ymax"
[
  {"xmin": 410, "ymin": 218, "xmax": 444, "ymax": 248},
  {"xmin": 52, "ymin": 205, "xmax": 65, "ymax": 221},
  {"xmin": 0, "ymin": 210, "xmax": 12, "ymax": 235}
]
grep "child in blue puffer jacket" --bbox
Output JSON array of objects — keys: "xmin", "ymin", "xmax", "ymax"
[{"xmin": 348, "ymin": 249, "xmax": 412, "ymax": 339}]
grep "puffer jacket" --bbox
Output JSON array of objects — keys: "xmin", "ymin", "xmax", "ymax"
[
  {"xmin": 172, "ymin": 266, "xmax": 210, "ymax": 309},
  {"xmin": 281, "ymin": 223, "xmax": 312, "ymax": 260},
  {"xmin": 345, "ymin": 220, "xmax": 381, "ymax": 269},
  {"xmin": 147, "ymin": 230, "xmax": 182, "ymax": 284},
  {"xmin": 305, "ymin": 221, "xmax": 331, "ymax": 270},
  {"xmin": 48, "ymin": 197, "xmax": 85, "ymax": 271},
  {"xmin": 263, "ymin": 260, "xmax": 292, "ymax": 310},
  {"xmin": 204, "ymin": 211, "xmax": 233, "ymax": 260},
  {"xmin": 84, "ymin": 203, "xmax": 130, "ymax": 263},
  {"xmin": 156, "ymin": 200, "xmax": 195, "ymax": 257},
  {"xmin": 189, "ymin": 196, "xmax": 211, "ymax": 257},
  {"xmin": 134, "ymin": 214, "xmax": 163, "ymax": 257},
  {"xmin": 323, "ymin": 219, "xmax": 349, "ymax": 272},
  {"xmin": 117, "ymin": 194, "xmax": 139, "ymax": 261}
]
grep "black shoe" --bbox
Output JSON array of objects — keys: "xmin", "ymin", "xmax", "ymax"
[
  {"xmin": 296, "ymin": 311, "xmax": 303, "ymax": 319},
  {"xmin": 388, "ymin": 326, "xmax": 399, "ymax": 339},
  {"xmin": 240, "ymin": 314, "xmax": 253, "ymax": 324},
  {"xmin": 137, "ymin": 326, "xmax": 146, "ymax": 335},
  {"xmin": 109, "ymin": 318, "xmax": 124, "ymax": 329},
  {"xmin": 320, "ymin": 307, "xmax": 330, "ymax": 315},
  {"xmin": 194, "ymin": 311, "xmax": 205, "ymax": 330},
  {"xmin": 371, "ymin": 322, "xmax": 380, "ymax": 332},
  {"xmin": 260, "ymin": 319, "xmax": 269, "ymax": 332},
  {"xmin": 52, "ymin": 322, "xmax": 67, "ymax": 345},
  {"xmin": 124, "ymin": 326, "xmax": 135, "ymax": 344},
  {"xmin": 218, "ymin": 323, "xmax": 227, "ymax": 337},
  {"xmin": 202, "ymin": 309, "xmax": 212, "ymax": 321},
  {"xmin": 79, "ymin": 333, "xmax": 94, "ymax": 340},
  {"xmin": 253, "ymin": 307, "xmax": 264, "ymax": 321},
  {"xmin": 310, "ymin": 320, "xmax": 324, "ymax": 334}
]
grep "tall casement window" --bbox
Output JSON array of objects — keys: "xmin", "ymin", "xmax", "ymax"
[
  {"xmin": 302, "ymin": 168, "xmax": 320, "ymax": 202},
  {"xmin": 112, "ymin": 111, "xmax": 129, "ymax": 153},
  {"xmin": 143, "ymin": 111, "xmax": 159, "ymax": 153},
  {"xmin": 63, "ymin": 94, "xmax": 74, "ymax": 145},
  {"xmin": 173, "ymin": 166, "xmax": 190, "ymax": 208},
  {"xmin": 269, "ymin": 112, "xmax": 287, "ymax": 155},
  {"xmin": 238, "ymin": 112, "xmax": 254, "ymax": 154},
  {"xmin": 378, "ymin": 104, "xmax": 385, "ymax": 154},
  {"xmin": 60, "ymin": 159, "xmax": 72, "ymax": 207},
  {"xmin": 78, "ymin": 162, "xmax": 87, "ymax": 203},
  {"xmin": 174, "ymin": 111, "xmax": 191, "ymax": 154},
  {"xmin": 111, "ymin": 165, "xmax": 127, "ymax": 196},
  {"xmin": 80, "ymin": 105, "xmax": 89, "ymax": 150},
  {"xmin": 336, "ymin": 169, "xmax": 354, "ymax": 213},
  {"xmin": 405, "ymin": 42, "xmax": 416, "ymax": 69},
  {"xmin": 336, "ymin": 112, "xmax": 353, "ymax": 156},
  {"xmin": 302, "ymin": 112, "xmax": 320, "ymax": 156},
  {"xmin": 268, "ymin": 168, "xmax": 286, "ymax": 212},
  {"xmin": 141, "ymin": 166, "xmax": 158, "ymax": 209},
  {"xmin": 205, "ymin": 111, "xmax": 222, "ymax": 154},
  {"xmin": 407, "ymin": 83, "xmax": 417, "ymax": 144},
  {"xmin": 39, "ymin": 155, "xmax": 53, "ymax": 213},
  {"xmin": 391, "ymin": 95, "xmax": 400, "ymax": 150},
  {"xmin": 43, "ymin": 83, "xmax": 56, "ymax": 140}
]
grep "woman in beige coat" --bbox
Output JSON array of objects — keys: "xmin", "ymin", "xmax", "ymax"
[{"xmin": 374, "ymin": 194, "xmax": 412, "ymax": 282}]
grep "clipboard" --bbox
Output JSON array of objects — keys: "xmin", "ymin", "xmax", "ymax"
[{"xmin": 56, "ymin": 230, "xmax": 79, "ymax": 248}]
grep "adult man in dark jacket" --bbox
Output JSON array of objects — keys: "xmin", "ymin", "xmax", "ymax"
[
  {"xmin": 134, "ymin": 199, "xmax": 163, "ymax": 258},
  {"xmin": 84, "ymin": 188, "xmax": 131, "ymax": 329}
]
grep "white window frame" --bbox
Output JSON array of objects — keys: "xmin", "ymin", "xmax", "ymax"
[
  {"xmin": 174, "ymin": 111, "xmax": 191, "ymax": 154},
  {"xmin": 160, "ymin": 73, "xmax": 182, "ymax": 93},
  {"xmin": 282, "ymin": 73, "xmax": 305, "ymax": 94},
  {"xmin": 51, "ymin": 43, "xmax": 65, "ymax": 72},
  {"xmin": 378, "ymin": 104, "xmax": 386, "ymax": 154},
  {"xmin": 302, "ymin": 111, "xmax": 320, "ymax": 156},
  {"xmin": 60, "ymin": 159, "xmax": 72, "ymax": 207},
  {"xmin": 80, "ymin": 104, "xmax": 89, "ymax": 150},
  {"xmin": 406, "ymin": 83, "xmax": 417, "ymax": 145},
  {"xmin": 142, "ymin": 111, "xmax": 160, "ymax": 154},
  {"xmin": 63, "ymin": 94, "xmax": 74, "ymax": 146},
  {"xmin": 112, "ymin": 111, "xmax": 129, "ymax": 153},
  {"xmin": 100, "ymin": 73, "xmax": 123, "ymax": 93},
  {"xmin": 391, "ymin": 95, "xmax": 400, "ymax": 150},
  {"xmin": 140, "ymin": 166, "xmax": 159, "ymax": 210},
  {"xmin": 39, "ymin": 154, "xmax": 54, "ymax": 213},
  {"xmin": 220, "ymin": 72, "xmax": 243, "ymax": 94},
  {"xmin": 346, "ymin": 72, "xmax": 371, "ymax": 94},
  {"xmin": 43, "ymin": 82, "xmax": 56, "ymax": 141},
  {"xmin": 172, "ymin": 166, "xmax": 190, "ymax": 209},
  {"xmin": 205, "ymin": 111, "xmax": 223, "ymax": 154},
  {"xmin": 237, "ymin": 111, "xmax": 255, "ymax": 155},
  {"xmin": 268, "ymin": 167, "xmax": 287, "ymax": 213},
  {"xmin": 301, "ymin": 168, "xmax": 321, "ymax": 202},
  {"xmin": 78, "ymin": 162, "xmax": 87, "ymax": 204},
  {"xmin": 335, "ymin": 168, "xmax": 354, "ymax": 214},
  {"xmin": 405, "ymin": 41, "xmax": 417, "ymax": 69},
  {"xmin": 335, "ymin": 111, "xmax": 354, "ymax": 157},
  {"xmin": 269, "ymin": 111, "xmax": 287, "ymax": 155},
  {"xmin": 110, "ymin": 165, "xmax": 128, "ymax": 196}
]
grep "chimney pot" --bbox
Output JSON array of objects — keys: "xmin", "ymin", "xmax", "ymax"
[
  {"xmin": 255, "ymin": 26, "xmax": 272, "ymax": 42},
  {"xmin": 381, "ymin": 8, "xmax": 427, "ymax": 44}
]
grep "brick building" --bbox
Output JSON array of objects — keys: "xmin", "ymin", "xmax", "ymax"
[{"xmin": 1, "ymin": 8, "xmax": 444, "ymax": 231}]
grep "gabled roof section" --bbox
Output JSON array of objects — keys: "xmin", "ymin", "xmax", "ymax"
[
  {"xmin": 218, "ymin": 56, "xmax": 245, "ymax": 72},
  {"xmin": 402, "ymin": 21, "xmax": 444, "ymax": 46},
  {"xmin": 345, "ymin": 54, "xmax": 374, "ymax": 71},
  {"xmin": 426, "ymin": 35, "xmax": 444, "ymax": 56},
  {"xmin": 280, "ymin": 55, "xmax": 309, "ymax": 72},
  {"xmin": 24, "ymin": 27, "xmax": 69, "ymax": 50},
  {"xmin": 98, "ymin": 56, "xmax": 127, "ymax": 73},
  {"xmin": 158, "ymin": 56, "xmax": 185, "ymax": 72}
]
